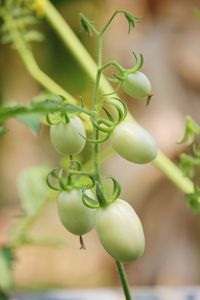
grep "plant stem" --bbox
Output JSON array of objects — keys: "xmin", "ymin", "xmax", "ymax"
[
  {"xmin": 4, "ymin": 8, "xmax": 75, "ymax": 104},
  {"xmin": 44, "ymin": 0, "xmax": 113, "ymax": 95},
  {"xmin": 92, "ymin": 35, "xmax": 103, "ymax": 191},
  {"xmin": 115, "ymin": 261, "xmax": 132, "ymax": 300},
  {"xmin": 43, "ymin": 1, "xmax": 195, "ymax": 197},
  {"xmin": 154, "ymin": 151, "xmax": 194, "ymax": 194}
]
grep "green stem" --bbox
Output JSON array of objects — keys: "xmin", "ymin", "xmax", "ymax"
[
  {"xmin": 43, "ymin": 1, "xmax": 195, "ymax": 197},
  {"xmin": 99, "ymin": 60, "xmax": 125, "ymax": 75},
  {"xmin": 100, "ymin": 9, "xmax": 128, "ymax": 36},
  {"xmin": 154, "ymin": 151, "xmax": 194, "ymax": 194},
  {"xmin": 4, "ymin": 8, "xmax": 75, "ymax": 104},
  {"xmin": 92, "ymin": 35, "xmax": 103, "ymax": 200},
  {"xmin": 115, "ymin": 261, "xmax": 132, "ymax": 300},
  {"xmin": 44, "ymin": 0, "xmax": 113, "ymax": 95}
]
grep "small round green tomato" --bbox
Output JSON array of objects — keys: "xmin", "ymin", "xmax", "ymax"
[
  {"xmin": 50, "ymin": 116, "xmax": 86, "ymax": 155},
  {"xmin": 123, "ymin": 71, "xmax": 151, "ymax": 98},
  {"xmin": 111, "ymin": 121, "xmax": 157, "ymax": 164},
  {"xmin": 57, "ymin": 189, "xmax": 95, "ymax": 235},
  {"xmin": 95, "ymin": 199, "xmax": 145, "ymax": 262}
]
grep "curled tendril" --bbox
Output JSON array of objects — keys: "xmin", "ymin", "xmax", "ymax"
[
  {"xmin": 105, "ymin": 97, "xmax": 128, "ymax": 123},
  {"xmin": 69, "ymin": 159, "xmax": 82, "ymax": 171},
  {"xmin": 46, "ymin": 111, "xmax": 70, "ymax": 125},
  {"xmin": 105, "ymin": 176, "xmax": 121, "ymax": 204},
  {"xmin": 90, "ymin": 117, "xmax": 112, "ymax": 133},
  {"xmin": 127, "ymin": 52, "xmax": 144, "ymax": 74},
  {"xmin": 90, "ymin": 97, "xmax": 127, "ymax": 136},
  {"xmin": 71, "ymin": 172, "xmax": 95, "ymax": 190},
  {"xmin": 78, "ymin": 130, "xmax": 110, "ymax": 144},
  {"xmin": 46, "ymin": 165, "xmax": 95, "ymax": 191},
  {"xmin": 82, "ymin": 190, "xmax": 99, "ymax": 209},
  {"xmin": 102, "ymin": 107, "xmax": 114, "ymax": 122},
  {"xmin": 46, "ymin": 168, "xmax": 64, "ymax": 191}
]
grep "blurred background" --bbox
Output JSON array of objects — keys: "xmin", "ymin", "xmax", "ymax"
[{"xmin": 0, "ymin": 0, "xmax": 200, "ymax": 291}]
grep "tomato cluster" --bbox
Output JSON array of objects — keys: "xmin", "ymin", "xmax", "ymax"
[{"xmin": 48, "ymin": 62, "xmax": 156, "ymax": 262}]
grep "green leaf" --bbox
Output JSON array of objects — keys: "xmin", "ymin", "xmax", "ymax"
[
  {"xmin": 178, "ymin": 116, "xmax": 200, "ymax": 145},
  {"xmin": 186, "ymin": 189, "xmax": 200, "ymax": 214},
  {"xmin": 179, "ymin": 153, "xmax": 200, "ymax": 178},
  {"xmin": 0, "ymin": 247, "xmax": 14, "ymax": 291},
  {"xmin": 17, "ymin": 165, "xmax": 51, "ymax": 216},
  {"xmin": 15, "ymin": 113, "xmax": 41, "ymax": 134},
  {"xmin": 0, "ymin": 126, "xmax": 8, "ymax": 135},
  {"xmin": 0, "ymin": 290, "xmax": 9, "ymax": 300},
  {"xmin": 0, "ymin": 99, "xmax": 85, "ymax": 124}
]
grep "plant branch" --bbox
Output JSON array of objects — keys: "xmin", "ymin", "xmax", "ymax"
[
  {"xmin": 42, "ymin": 1, "xmax": 196, "ymax": 197},
  {"xmin": 3, "ymin": 7, "xmax": 75, "ymax": 104}
]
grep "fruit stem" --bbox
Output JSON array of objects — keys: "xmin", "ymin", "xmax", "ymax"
[{"xmin": 115, "ymin": 261, "xmax": 132, "ymax": 300}]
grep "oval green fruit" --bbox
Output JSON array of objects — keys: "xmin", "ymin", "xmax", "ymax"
[
  {"xmin": 57, "ymin": 189, "xmax": 95, "ymax": 235},
  {"xmin": 95, "ymin": 199, "xmax": 145, "ymax": 262},
  {"xmin": 50, "ymin": 116, "xmax": 86, "ymax": 155},
  {"xmin": 123, "ymin": 71, "xmax": 151, "ymax": 98},
  {"xmin": 111, "ymin": 121, "xmax": 157, "ymax": 164}
]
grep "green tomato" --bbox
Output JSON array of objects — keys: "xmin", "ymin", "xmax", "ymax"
[
  {"xmin": 95, "ymin": 199, "xmax": 145, "ymax": 262},
  {"xmin": 50, "ymin": 116, "xmax": 86, "ymax": 155},
  {"xmin": 57, "ymin": 189, "xmax": 96, "ymax": 235},
  {"xmin": 123, "ymin": 71, "xmax": 151, "ymax": 98},
  {"xmin": 111, "ymin": 121, "xmax": 157, "ymax": 164}
]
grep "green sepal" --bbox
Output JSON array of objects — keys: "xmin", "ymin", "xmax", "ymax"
[
  {"xmin": 80, "ymin": 13, "xmax": 95, "ymax": 36},
  {"xmin": 124, "ymin": 12, "xmax": 143, "ymax": 33},
  {"xmin": 106, "ymin": 176, "xmax": 121, "ymax": 204},
  {"xmin": 82, "ymin": 190, "xmax": 99, "ymax": 209}
]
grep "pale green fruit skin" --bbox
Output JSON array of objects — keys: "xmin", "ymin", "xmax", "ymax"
[
  {"xmin": 123, "ymin": 71, "xmax": 151, "ymax": 98},
  {"xmin": 50, "ymin": 116, "xmax": 86, "ymax": 155},
  {"xmin": 57, "ymin": 189, "xmax": 95, "ymax": 235},
  {"xmin": 95, "ymin": 199, "xmax": 145, "ymax": 262},
  {"xmin": 111, "ymin": 121, "xmax": 157, "ymax": 164}
]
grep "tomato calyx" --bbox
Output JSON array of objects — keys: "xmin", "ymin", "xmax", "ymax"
[
  {"xmin": 88, "ymin": 98, "xmax": 127, "ymax": 139},
  {"xmin": 46, "ymin": 164, "xmax": 95, "ymax": 192}
]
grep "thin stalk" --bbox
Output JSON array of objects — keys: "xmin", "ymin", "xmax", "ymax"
[
  {"xmin": 92, "ymin": 35, "xmax": 103, "ymax": 195},
  {"xmin": 92, "ymin": 30, "xmax": 132, "ymax": 299},
  {"xmin": 44, "ymin": 0, "xmax": 113, "ymax": 95},
  {"xmin": 43, "ymin": 1, "xmax": 196, "ymax": 197},
  {"xmin": 115, "ymin": 261, "xmax": 132, "ymax": 300}
]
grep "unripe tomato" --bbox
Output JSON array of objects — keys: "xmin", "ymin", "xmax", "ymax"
[
  {"xmin": 123, "ymin": 71, "xmax": 151, "ymax": 98},
  {"xmin": 50, "ymin": 116, "xmax": 86, "ymax": 155},
  {"xmin": 111, "ymin": 121, "xmax": 157, "ymax": 164},
  {"xmin": 57, "ymin": 189, "xmax": 95, "ymax": 235},
  {"xmin": 95, "ymin": 199, "xmax": 145, "ymax": 262}
]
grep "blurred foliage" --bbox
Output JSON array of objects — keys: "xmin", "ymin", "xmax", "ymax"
[{"xmin": 0, "ymin": 246, "xmax": 14, "ymax": 293}]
